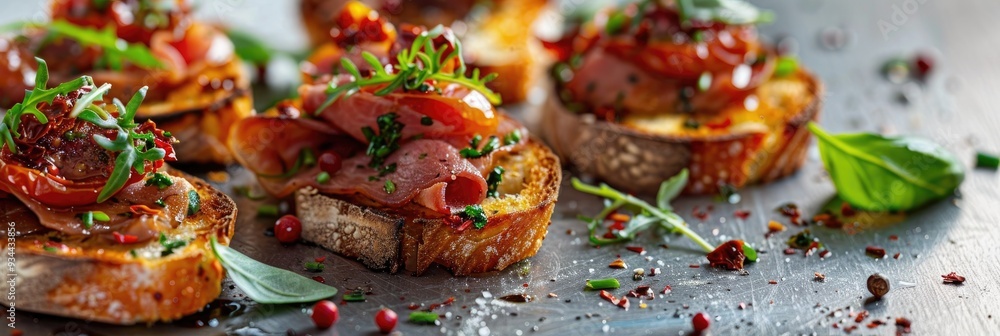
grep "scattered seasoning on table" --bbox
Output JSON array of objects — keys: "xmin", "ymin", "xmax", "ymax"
[
  {"xmin": 941, "ymin": 272, "xmax": 966, "ymax": 284},
  {"xmin": 616, "ymin": 297, "xmax": 630, "ymax": 310},
  {"xmin": 408, "ymin": 311, "xmax": 438, "ymax": 324},
  {"xmin": 867, "ymin": 320, "xmax": 886, "ymax": 329},
  {"xmin": 865, "ymin": 246, "xmax": 887, "ymax": 259},
  {"xmin": 734, "ymin": 210, "xmax": 751, "ymax": 220},
  {"xmin": 343, "ymin": 290, "xmax": 366, "ymax": 302},
  {"xmin": 689, "ymin": 264, "xmax": 701, "ymax": 268},
  {"xmin": 768, "ymin": 280, "xmax": 778, "ymax": 285},
  {"xmin": 692, "ymin": 312, "xmax": 711, "ymax": 332},
  {"xmin": 867, "ymin": 273, "xmax": 891, "ymax": 298},
  {"xmin": 855, "ymin": 310, "xmax": 870, "ymax": 323},
  {"xmin": 661, "ymin": 285, "xmax": 672, "ymax": 294},
  {"xmin": 893, "ymin": 253, "xmax": 901, "ymax": 259},
  {"xmin": 839, "ymin": 202, "xmax": 857, "ymax": 217},
  {"xmin": 547, "ymin": 293, "xmax": 558, "ymax": 298},
  {"xmin": 692, "ymin": 206, "xmax": 710, "ymax": 221},
  {"xmin": 766, "ymin": 220, "xmax": 787, "ymax": 236},
  {"xmin": 586, "ymin": 278, "xmax": 621, "ymax": 290},
  {"xmin": 428, "ymin": 297, "xmax": 455, "ymax": 310},
  {"xmin": 312, "ymin": 276, "xmax": 325, "ymax": 283},
  {"xmin": 625, "ymin": 246, "xmax": 645, "ymax": 254},
  {"xmin": 738, "ymin": 302, "xmax": 747, "ymax": 310},
  {"xmin": 609, "ymin": 258, "xmax": 627, "ymax": 269},
  {"xmin": 783, "ymin": 248, "xmax": 797, "ymax": 255},
  {"xmin": 814, "ymin": 272, "xmax": 826, "ymax": 282},
  {"xmin": 707, "ymin": 240, "xmax": 748, "ymax": 270},
  {"xmin": 598, "ymin": 290, "xmax": 619, "ymax": 305},
  {"xmin": 889, "ymin": 235, "xmax": 899, "ymax": 241},
  {"xmin": 632, "ymin": 268, "xmax": 645, "ymax": 281},
  {"xmin": 976, "ymin": 151, "xmax": 1000, "ymax": 169},
  {"xmin": 775, "ymin": 203, "xmax": 802, "ymax": 225},
  {"xmin": 499, "ymin": 294, "xmax": 533, "ymax": 303},
  {"xmin": 895, "ymin": 317, "xmax": 912, "ymax": 333},
  {"xmin": 649, "ymin": 268, "xmax": 660, "ymax": 276},
  {"xmin": 819, "ymin": 250, "xmax": 832, "ymax": 258}
]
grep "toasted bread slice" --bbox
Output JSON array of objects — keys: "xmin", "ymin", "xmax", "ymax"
[
  {"xmin": 142, "ymin": 58, "xmax": 254, "ymax": 165},
  {"xmin": 0, "ymin": 169, "xmax": 237, "ymax": 324},
  {"xmin": 295, "ymin": 139, "xmax": 560, "ymax": 275},
  {"xmin": 299, "ymin": 0, "xmax": 545, "ymax": 104},
  {"xmin": 541, "ymin": 69, "xmax": 822, "ymax": 195}
]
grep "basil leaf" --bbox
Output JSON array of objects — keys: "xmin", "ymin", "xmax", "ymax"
[
  {"xmin": 656, "ymin": 168, "xmax": 688, "ymax": 210},
  {"xmin": 210, "ymin": 237, "xmax": 338, "ymax": 304},
  {"xmin": 807, "ymin": 122, "xmax": 964, "ymax": 211}
]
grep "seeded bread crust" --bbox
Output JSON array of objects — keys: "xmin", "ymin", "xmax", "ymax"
[
  {"xmin": 0, "ymin": 169, "xmax": 237, "ymax": 324},
  {"xmin": 541, "ymin": 69, "xmax": 823, "ymax": 195},
  {"xmin": 295, "ymin": 139, "xmax": 561, "ymax": 275}
]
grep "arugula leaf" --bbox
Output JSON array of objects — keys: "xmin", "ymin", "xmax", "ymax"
[
  {"xmin": 6, "ymin": 21, "xmax": 163, "ymax": 69},
  {"xmin": 210, "ymin": 237, "xmax": 338, "ymax": 304},
  {"xmin": 655, "ymin": 168, "xmax": 688, "ymax": 210},
  {"xmin": 807, "ymin": 122, "xmax": 964, "ymax": 211}
]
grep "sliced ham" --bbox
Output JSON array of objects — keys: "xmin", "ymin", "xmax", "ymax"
[
  {"xmin": 253, "ymin": 139, "xmax": 487, "ymax": 214},
  {"xmin": 3, "ymin": 173, "xmax": 194, "ymax": 243}
]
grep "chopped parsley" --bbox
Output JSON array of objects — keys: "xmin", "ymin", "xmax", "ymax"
[
  {"xmin": 503, "ymin": 130, "xmax": 522, "ymax": 146},
  {"xmin": 384, "ymin": 179, "xmax": 396, "ymax": 194},
  {"xmin": 316, "ymin": 171, "xmax": 331, "ymax": 184},
  {"xmin": 79, "ymin": 211, "xmax": 110, "ymax": 229},
  {"xmin": 159, "ymin": 233, "xmax": 187, "ymax": 257},
  {"xmin": 486, "ymin": 166, "xmax": 505, "ymax": 198},
  {"xmin": 420, "ymin": 116, "xmax": 434, "ymax": 126},
  {"xmin": 378, "ymin": 163, "xmax": 397, "ymax": 177},
  {"xmin": 187, "ymin": 190, "xmax": 200, "ymax": 216},
  {"xmin": 304, "ymin": 261, "xmax": 325, "ymax": 272},
  {"xmin": 362, "ymin": 113, "xmax": 404, "ymax": 168},
  {"xmin": 462, "ymin": 205, "xmax": 488, "ymax": 229},
  {"xmin": 154, "ymin": 198, "xmax": 166, "ymax": 207},
  {"xmin": 145, "ymin": 172, "xmax": 173, "ymax": 190},
  {"xmin": 460, "ymin": 135, "xmax": 500, "ymax": 159}
]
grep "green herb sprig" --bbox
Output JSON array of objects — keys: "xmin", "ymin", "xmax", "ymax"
[
  {"xmin": 5, "ymin": 21, "xmax": 163, "ymax": 70},
  {"xmin": 317, "ymin": 25, "xmax": 501, "ymax": 113},
  {"xmin": 1, "ymin": 58, "xmax": 166, "ymax": 203},
  {"xmin": 486, "ymin": 166, "xmax": 505, "ymax": 198},
  {"xmin": 807, "ymin": 122, "xmax": 964, "ymax": 211},
  {"xmin": 573, "ymin": 169, "xmax": 714, "ymax": 252},
  {"xmin": 210, "ymin": 237, "xmax": 338, "ymax": 304},
  {"xmin": 460, "ymin": 134, "xmax": 499, "ymax": 159}
]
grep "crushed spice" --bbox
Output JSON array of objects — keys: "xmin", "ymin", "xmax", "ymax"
[
  {"xmin": 865, "ymin": 246, "xmax": 887, "ymax": 258},
  {"xmin": 707, "ymin": 240, "xmax": 748, "ymax": 270},
  {"xmin": 941, "ymin": 272, "xmax": 966, "ymax": 284},
  {"xmin": 609, "ymin": 258, "xmax": 627, "ymax": 269}
]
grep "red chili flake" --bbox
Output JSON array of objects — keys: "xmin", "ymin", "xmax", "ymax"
[
  {"xmin": 893, "ymin": 253, "xmax": 901, "ymax": 259},
  {"xmin": 783, "ymin": 248, "xmax": 797, "ymax": 255},
  {"xmin": 865, "ymin": 246, "xmax": 886, "ymax": 258},
  {"xmin": 844, "ymin": 325, "xmax": 858, "ymax": 333},
  {"xmin": 839, "ymin": 202, "xmax": 856, "ymax": 217},
  {"xmin": 626, "ymin": 246, "xmax": 645, "ymax": 254},
  {"xmin": 941, "ymin": 272, "xmax": 966, "ymax": 284},
  {"xmin": 609, "ymin": 221, "xmax": 626, "ymax": 231},
  {"xmin": 895, "ymin": 317, "xmax": 912, "ymax": 333},
  {"xmin": 130, "ymin": 204, "xmax": 163, "ymax": 216},
  {"xmin": 819, "ymin": 250, "xmax": 832, "ymax": 258},
  {"xmin": 691, "ymin": 206, "xmax": 710, "ymax": 221},
  {"xmin": 768, "ymin": 280, "xmax": 778, "ymax": 285},
  {"xmin": 707, "ymin": 240, "xmax": 747, "ymax": 270},
  {"xmin": 855, "ymin": 310, "xmax": 870, "ymax": 323},
  {"xmin": 616, "ymin": 297, "xmax": 630, "ymax": 310},
  {"xmin": 649, "ymin": 268, "xmax": 660, "ymax": 276},
  {"xmin": 599, "ymin": 290, "xmax": 619, "ymax": 305},
  {"xmin": 112, "ymin": 232, "xmax": 139, "ymax": 244},
  {"xmin": 428, "ymin": 297, "xmax": 456, "ymax": 310},
  {"xmin": 805, "ymin": 241, "xmax": 821, "ymax": 257},
  {"xmin": 738, "ymin": 302, "xmax": 746, "ymax": 310},
  {"xmin": 315, "ymin": 256, "xmax": 327, "ymax": 263},
  {"xmin": 776, "ymin": 203, "xmax": 802, "ymax": 225},
  {"xmin": 889, "ymin": 235, "xmax": 899, "ymax": 241},
  {"xmin": 733, "ymin": 210, "xmax": 751, "ymax": 219},
  {"xmin": 689, "ymin": 264, "xmax": 701, "ymax": 268},
  {"xmin": 832, "ymin": 323, "xmax": 839, "ymax": 329},
  {"xmin": 602, "ymin": 232, "xmax": 616, "ymax": 239},
  {"xmin": 312, "ymin": 276, "xmax": 325, "ymax": 283},
  {"xmin": 407, "ymin": 303, "xmax": 421, "ymax": 310},
  {"xmin": 812, "ymin": 212, "xmax": 843, "ymax": 229},
  {"xmin": 661, "ymin": 285, "xmax": 672, "ymax": 294},
  {"xmin": 609, "ymin": 258, "xmax": 627, "ymax": 269},
  {"xmin": 867, "ymin": 320, "xmax": 885, "ymax": 328},
  {"xmin": 522, "ymin": 283, "xmax": 529, "ymax": 288},
  {"xmin": 814, "ymin": 272, "xmax": 826, "ymax": 281},
  {"xmin": 915, "ymin": 53, "xmax": 934, "ymax": 78}
]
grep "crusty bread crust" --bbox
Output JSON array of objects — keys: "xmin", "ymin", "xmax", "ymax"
[
  {"xmin": 295, "ymin": 139, "xmax": 560, "ymax": 275},
  {"xmin": 142, "ymin": 57, "xmax": 254, "ymax": 165},
  {"xmin": 541, "ymin": 69, "xmax": 823, "ymax": 195},
  {"xmin": 0, "ymin": 169, "xmax": 237, "ymax": 324}
]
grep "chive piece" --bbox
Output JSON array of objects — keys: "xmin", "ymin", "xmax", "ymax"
[
  {"xmin": 503, "ymin": 130, "xmax": 522, "ymax": 146},
  {"xmin": 774, "ymin": 56, "xmax": 798, "ymax": 78},
  {"xmin": 462, "ymin": 205, "xmax": 488, "ymax": 229},
  {"xmin": 343, "ymin": 290, "xmax": 366, "ymax": 302},
  {"xmin": 316, "ymin": 171, "xmax": 331, "ymax": 184},
  {"xmin": 384, "ymin": 179, "xmax": 396, "ymax": 194},
  {"xmin": 258, "ymin": 204, "xmax": 280, "ymax": 217},
  {"xmin": 304, "ymin": 261, "xmax": 325, "ymax": 272},
  {"xmin": 43, "ymin": 246, "xmax": 58, "ymax": 253},
  {"xmin": 486, "ymin": 166, "xmax": 505, "ymax": 198},
  {"xmin": 420, "ymin": 116, "xmax": 433, "ymax": 126},
  {"xmin": 586, "ymin": 278, "xmax": 621, "ymax": 290},
  {"xmin": 145, "ymin": 172, "xmax": 173, "ymax": 190},
  {"xmin": 80, "ymin": 211, "xmax": 94, "ymax": 229},
  {"xmin": 697, "ymin": 72, "xmax": 712, "ymax": 92},
  {"xmin": 187, "ymin": 190, "xmax": 201, "ymax": 216},
  {"xmin": 159, "ymin": 233, "xmax": 187, "ymax": 256},
  {"xmin": 976, "ymin": 152, "xmax": 999, "ymax": 169},
  {"xmin": 302, "ymin": 148, "xmax": 317, "ymax": 167},
  {"xmin": 92, "ymin": 211, "xmax": 111, "ymax": 222},
  {"xmin": 155, "ymin": 198, "xmax": 166, "ymax": 207},
  {"xmin": 409, "ymin": 311, "xmax": 439, "ymax": 324},
  {"xmin": 129, "ymin": 250, "xmax": 138, "ymax": 258}
]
